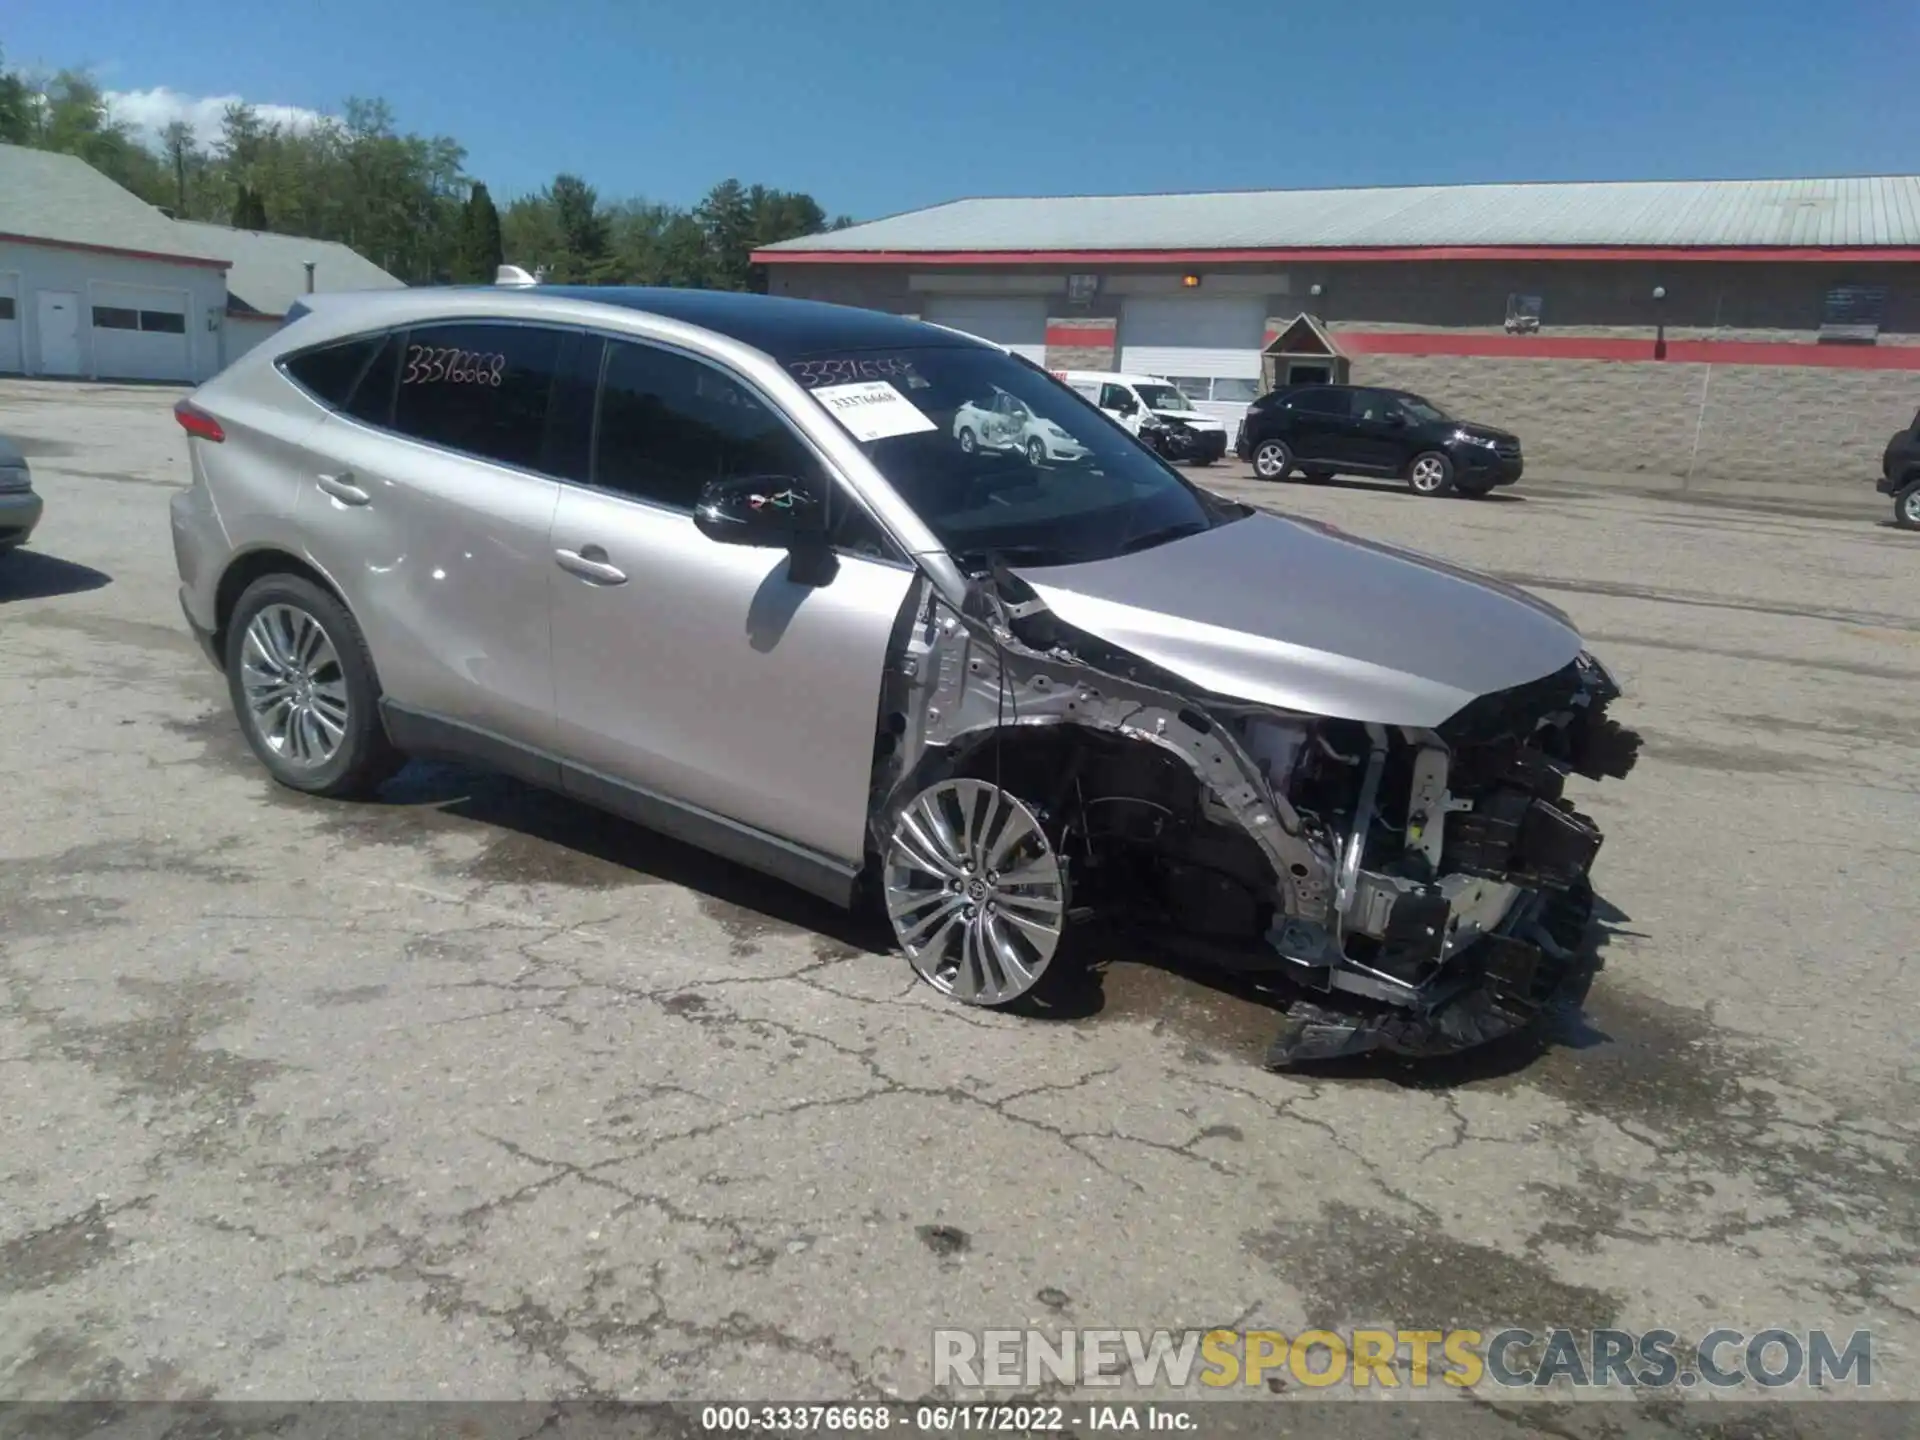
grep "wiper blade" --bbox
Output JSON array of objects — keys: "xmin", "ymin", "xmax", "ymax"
[{"xmin": 1115, "ymin": 522, "xmax": 1207, "ymax": 556}]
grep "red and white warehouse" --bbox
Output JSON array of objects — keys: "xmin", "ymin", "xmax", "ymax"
[{"xmin": 753, "ymin": 176, "xmax": 1920, "ymax": 486}]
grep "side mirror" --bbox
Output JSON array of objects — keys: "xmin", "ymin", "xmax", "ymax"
[{"xmin": 694, "ymin": 474, "xmax": 829, "ymax": 550}]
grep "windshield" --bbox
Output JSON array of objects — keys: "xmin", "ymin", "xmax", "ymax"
[
  {"xmin": 789, "ymin": 347, "xmax": 1243, "ymax": 568},
  {"xmin": 1136, "ymin": 383, "xmax": 1196, "ymax": 412},
  {"xmin": 1397, "ymin": 393, "xmax": 1452, "ymax": 423}
]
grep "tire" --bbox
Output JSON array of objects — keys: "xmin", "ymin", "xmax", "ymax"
[
  {"xmin": 1407, "ymin": 450, "xmax": 1456, "ymax": 497},
  {"xmin": 1895, "ymin": 480, "xmax": 1920, "ymax": 530},
  {"xmin": 224, "ymin": 573, "xmax": 402, "ymax": 799},
  {"xmin": 957, "ymin": 427, "xmax": 977, "ymax": 454},
  {"xmin": 1252, "ymin": 438, "xmax": 1293, "ymax": 481},
  {"xmin": 1026, "ymin": 436, "xmax": 1047, "ymax": 467}
]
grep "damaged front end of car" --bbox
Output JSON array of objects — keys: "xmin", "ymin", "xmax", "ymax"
[{"xmin": 868, "ymin": 561, "xmax": 1642, "ymax": 1070}]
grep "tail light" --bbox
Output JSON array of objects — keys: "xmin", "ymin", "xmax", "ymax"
[{"xmin": 174, "ymin": 398, "xmax": 225, "ymax": 443}]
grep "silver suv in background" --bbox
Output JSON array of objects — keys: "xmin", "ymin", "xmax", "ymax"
[
  {"xmin": 170, "ymin": 287, "xmax": 1641, "ymax": 1069},
  {"xmin": 0, "ymin": 435, "xmax": 43, "ymax": 560}
]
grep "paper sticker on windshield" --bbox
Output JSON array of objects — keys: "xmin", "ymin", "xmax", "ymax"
[{"xmin": 811, "ymin": 380, "xmax": 938, "ymax": 442}]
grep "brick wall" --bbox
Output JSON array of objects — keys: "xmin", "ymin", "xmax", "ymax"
[{"xmin": 1350, "ymin": 353, "xmax": 1914, "ymax": 484}]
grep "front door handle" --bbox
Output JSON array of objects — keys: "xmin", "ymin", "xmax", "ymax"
[
  {"xmin": 316, "ymin": 472, "xmax": 370, "ymax": 506},
  {"xmin": 555, "ymin": 545, "xmax": 628, "ymax": 586}
]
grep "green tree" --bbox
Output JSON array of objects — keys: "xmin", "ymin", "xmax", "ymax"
[
  {"xmin": 159, "ymin": 119, "xmax": 195, "ymax": 215},
  {"xmin": 454, "ymin": 181, "xmax": 504, "ymax": 282},
  {"xmin": 547, "ymin": 173, "xmax": 611, "ymax": 282},
  {"xmin": 0, "ymin": 48, "xmax": 35, "ymax": 145}
]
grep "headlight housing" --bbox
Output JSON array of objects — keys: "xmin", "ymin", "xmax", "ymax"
[{"xmin": 1451, "ymin": 430, "xmax": 1499, "ymax": 449}]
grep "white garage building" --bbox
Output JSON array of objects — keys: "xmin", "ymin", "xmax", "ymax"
[
  {"xmin": 0, "ymin": 143, "xmax": 402, "ymax": 384},
  {"xmin": 1, "ymin": 145, "xmax": 231, "ymax": 383}
]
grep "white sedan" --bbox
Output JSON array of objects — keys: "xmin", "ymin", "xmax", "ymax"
[{"xmin": 952, "ymin": 387, "xmax": 1090, "ymax": 466}]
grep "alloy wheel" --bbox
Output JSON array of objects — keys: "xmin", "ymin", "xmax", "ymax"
[
  {"xmin": 1410, "ymin": 456, "xmax": 1450, "ymax": 493},
  {"xmin": 1904, "ymin": 487, "xmax": 1920, "ymax": 526},
  {"xmin": 240, "ymin": 603, "xmax": 350, "ymax": 768},
  {"xmin": 1026, "ymin": 437, "xmax": 1047, "ymax": 467},
  {"xmin": 1254, "ymin": 441, "xmax": 1289, "ymax": 480},
  {"xmin": 883, "ymin": 778, "xmax": 1067, "ymax": 1007}
]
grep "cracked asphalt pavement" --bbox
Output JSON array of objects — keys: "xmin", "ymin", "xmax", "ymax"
[{"xmin": 1, "ymin": 379, "xmax": 1916, "ymax": 1409}]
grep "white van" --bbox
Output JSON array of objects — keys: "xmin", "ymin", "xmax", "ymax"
[{"xmin": 1057, "ymin": 370, "xmax": 1230, "ymax": 465}]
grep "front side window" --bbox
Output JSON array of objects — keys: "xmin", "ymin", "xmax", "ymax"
[
  {"xmin": 391, "ymin": 323, "xmax": 566, "ymax": 472},
  {"xmin": 788, "ymin": 345, "xmax": 1246, "ymax": 568},
  {"xmin": 594, "ymin": 340, "xmax": 893, "ymax": 558},
  {"xmin": 1291, "ymin": 387, "xmax": 1351, "ymax": 417},
  {"xmin": 1135, "ymin": 382, "xmax": 1196, "ymax": 412},
  {"xmin": 1098, "ymin": 383, "xmax": 1135, "ymax": 412},
  {"xmin": 1394, "ymin": 392, "xmax": 1452, "ymax": 424}
]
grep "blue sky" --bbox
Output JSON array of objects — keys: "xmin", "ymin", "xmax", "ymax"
[{"xmin": 7, "ymin": 0, "xmax": 1912, "ymax": 218}]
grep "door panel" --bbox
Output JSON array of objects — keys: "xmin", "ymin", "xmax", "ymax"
[
  {"xmin": 549, "ymin": 489, "xmax": 915, "ymax": 863},
  {"xmin": 295, "ymin": 416, "xmax": 561, "ymax": 748},
  {"xmin": 35, "ymin": 292, "xmax": 82, "ymax": 376},
  {"xmin": 1345, "ymin": 390, "xmax": 1409, "ymax": 472}
]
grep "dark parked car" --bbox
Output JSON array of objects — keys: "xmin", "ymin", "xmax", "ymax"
[
  {"xmin": 1877, "ymin": 408, "xmax": 1920, "ymax": 529},
  {"xmin": 0, "ymin": 436, "xmax": 42, "ymax": 559},
  {"xmin": 1234, "ymin": 384, "xmax": 1523, "ymax": 497}
]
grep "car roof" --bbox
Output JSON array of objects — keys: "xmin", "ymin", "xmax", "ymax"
[
  {"xmin": 528, "ymin": 286, "xmax": 986, "ymax": 363},
  {"xmin": 1062, "ymin": 371, "xmax": 1173, "ymax": 386}
]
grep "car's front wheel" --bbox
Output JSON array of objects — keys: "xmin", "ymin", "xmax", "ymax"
[
  {"xmin": 1895, "ymin": 479, "xmax": 1920, "ymax": 530},
  {"xmin": 225, "ymin": 573, "xmax": 401, "ymax": 798},
  {"xmin": 1407, "ymin": 451, "xmax": 1456, "ymax": 497},
  {"xmin": 957, "ymin": 427, "xmax": 978, "ymax": 454},
  {"xmin": 1026, "ymin": 436, "xmax": 1048, "ymax": 467},
  {"xmin": 882, "ymin": 777, "xmax": 1069, "ymax": 1009},
  {"xmin": 1252, "ymin": 438, "xmax": 1292, "ymax": 481}
]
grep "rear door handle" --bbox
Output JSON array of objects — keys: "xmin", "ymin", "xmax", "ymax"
[
  {"xmin": 316, "ymin": 472, "xmax": 370, "ymax": 506},
  {"xmin": 555, "ymin": 545, "xmax": 628, "ymax": 586}
]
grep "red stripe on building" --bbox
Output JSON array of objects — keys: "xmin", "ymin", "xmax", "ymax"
[
  {"xmin": 1336, "ymin": 330, "xmax": 1920, "ymax": 370},
  {"xmin": 1044, "ymin": 322, "xmax": 1116, "ymax": 346},
  {"xmin": 753, "ymin": 244, "xmax": 1920, "ymax": 266}
]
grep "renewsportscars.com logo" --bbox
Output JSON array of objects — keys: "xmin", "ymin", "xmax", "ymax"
[{"xmin": 932, "ymin": 1327, "xmax": 1876, "ymax": 1391}]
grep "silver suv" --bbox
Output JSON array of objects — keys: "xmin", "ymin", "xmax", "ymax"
[{"xmin": 170, "ymin": 287, "xmax": 1641, "ymax": 1068}]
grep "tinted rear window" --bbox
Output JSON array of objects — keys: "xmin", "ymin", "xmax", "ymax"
[{"xmin": 283, "ymin": 334, "xmax": 385, "ymax": 408}]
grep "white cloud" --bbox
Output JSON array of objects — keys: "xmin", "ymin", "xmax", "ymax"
[{"xmin": 105, "ymin": 86, "xmax": 330, "ymax": 149}]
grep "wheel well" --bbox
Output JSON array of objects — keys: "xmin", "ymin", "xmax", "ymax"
[{"xmin": 212, "ymin": 549, "xmax": 342, "ymax": 650}]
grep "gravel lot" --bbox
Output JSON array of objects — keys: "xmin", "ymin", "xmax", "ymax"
[{"xmin": 2, "ymin": 378, "xmax": 1916, "ymax": 1413}]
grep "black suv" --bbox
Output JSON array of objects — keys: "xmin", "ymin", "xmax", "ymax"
[
  {"xmin": 1234, "ymin": 384, "xmax": 1523, "ymax": 497},
  {"xmin": 1876, "ymin": 408, "xmax": 1920, "ymax": 529}
]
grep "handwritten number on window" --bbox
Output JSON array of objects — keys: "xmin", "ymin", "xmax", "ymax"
[
  {"xmin": 403, "ymin": 345, "xmax": 506, "ymax": 387},
  {"xmin": 788, "ymin": 357, "xmax": 923, "ymax": 389}
]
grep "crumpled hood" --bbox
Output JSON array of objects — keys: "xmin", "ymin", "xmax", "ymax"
[
  {"xmin": 1153, "ymin": 410, "xmax": 1224, "ymax": 430},
  {"xmin": 1015, "ymin": 510, "xmax": 1583, "ymax": 726}
]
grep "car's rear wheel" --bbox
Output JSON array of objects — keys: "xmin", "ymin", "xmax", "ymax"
[
  {"xmin": 225, "ymin": 574, "xmax": 401, "ymax": 799},
  {"xmin": 1407, "ymin": 451, "xmax": 1456, "ymax": 496},
  {"xmin": 1252, "ymin": 439, "xmax": 1292, "ymax": 481},
  {"xmin": 883, "ymin": 777, "xmax": 1069, "ymax": 1009},
  {"xmin": 1895, "ymin": 479, "xmax": 1920, "ymax": 530},
  {"xmin": 957, "ymin": 427, "xmax": 978, "ymax": 454},
  {"xmin": 1026, "ymin": 436, "xmax": 1047, "ymax": 467}
]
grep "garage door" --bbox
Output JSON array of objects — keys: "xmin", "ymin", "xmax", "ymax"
[
  {"xmin": 89, "ymin": 282, "xmax": 191, "ymax": 382},
  {"xmin": 1119, "ymin": 296, "xmax": 1266, "ymax": 432},
  {"xmin": 0, "ymin": 274, "xmax": 20, "ymax": 374},
  {"xmin": 919, "ymin": 295, "xmax": 1048, "ymax": 365}
]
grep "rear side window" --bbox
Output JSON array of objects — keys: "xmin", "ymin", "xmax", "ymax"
[
  {"xmin": 391, "ymin": 322, "xmax": 565, "ymax": 472},
  {"xmin": 283, "ymin": 334, "xmax": 385, "ymax": 408}
]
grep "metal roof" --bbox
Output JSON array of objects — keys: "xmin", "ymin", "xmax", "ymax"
[
  {"xmin": 171, "ymin": 220, "xmax": 404, "ymax": 317},
  {"xmin": 0, "ymin": 143, "xmax": 230, "ymax": 265},
  {"xmin": 758, "ymin": 176, "xmax": 1920, "ymax": 255}
]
